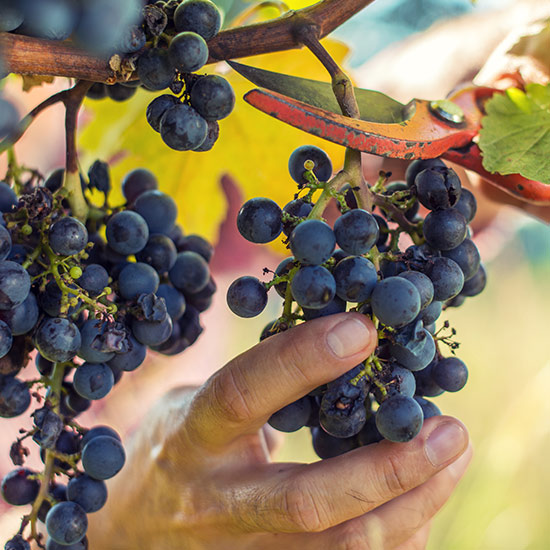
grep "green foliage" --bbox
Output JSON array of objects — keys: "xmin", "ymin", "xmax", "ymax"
[{"xmin": 479, "ymin": 83, "xmax": 550, "ymax": 185}]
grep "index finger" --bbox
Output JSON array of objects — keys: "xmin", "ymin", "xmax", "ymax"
[{"xmin": 185, "ymin": 313, "xmax": 377, "ymax": 451}]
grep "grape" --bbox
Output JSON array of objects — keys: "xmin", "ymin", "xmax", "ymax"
[
  {"xmin": 427, "ymin": 257, "xmax": 464, "ymax": 301},
  {"xmin": 311, "ymin": 427, "xmax": 358, "ymax": 459},
  {"xmin": 45, "ymin": 501, "xmax": 87, "ymax": 546},
  {"xmin": 0, "ymin": 225, "xmax": 12, "ymax": 261},
  {"xmin": 333, "ymin": 256, "xmax": 378, "ymax": 302},
  {"xmin": 33, "ymin": 408, "xmax": 63, "ymax": 450},
  {"xmin": 431, "ymin": 357, "xmax": 468, "ymax": 392},
  {"xmin": 107, "ymin": 336, "xmax": 146, "ymax": 372},
  {"xmin": 357, "ymin": 416, "xmax": 383, "ymax": 446},
  {"xmin": 118, "ymin": 262, "xmax": 160, "ymax": 300},
  {"xmin": 389, "ymin": 321, "xmax": 436, "ymax": 371},
  {"xmin": 282, "ymin": 198, "xmax": 313, "ymax": 236},
  {"xmin": 268, "ymin": 396, "xmax": 312, "ymax": 432},
  {"xmin": 146, "ymin": 95, "xmax": 180, "ymax": 133},
  {"xmin": 0, "ymin": 1, "xmax": 24, "ymax": 32},
  {"xmin": 173, "ymin": 0, "xmax": 222, "ymax": 41},
  {"xmin": 117, "ymin": 25, "xmax": 146, "ymax": 53},
  {"xmin": 73, "ymin": 363, "xmax": 114, "ymax": 401},
  {"xmin": 0, "ymin": 319, "xmax": 12, "ymax": 358},
  {"xmin": 34, "ymin": 318, "xmax": 81, "ymax": 363},
  {"xmin": 78, "ymin": 264, "xmax": 109, "ymax": 296},
  {"xmin": 460, "ymin": 264, "xmax": 487, "ymax": 297},
  {"xmin": 288, "ymin": 145, "xmax": 332, "ymax": 186},
  {"xmin": 289, "ymin": 219, "xmax": 335, "ymax": 265},
  {"xmin": 160, "ymin": 104, "xmax": 208, "ymax": 151},
  {"xmin": 49, "ymin": 218, "xmax": 88, "ymax": 256},
  {"xmin": 290, "ymin": 265, "xmax": 335, "ymax": 309},
  {"xmin": 237, "ymin": 197, "xmax": 282, "ymax": 244},
  {"xmin": 397, "ymin": 271, "xmax": 434, "ymax": 311},
  {"xmin": 77, "ymin": 320, "xmax": 116, "ymax": 364},
  {"xmin": 137, "ymin": 48, "xmax": 174, "ymax": 91},
  {"xmin": 169, "ymin": 251, "xmax": 210, "ymax": 294},
  {"xmin": 190, "ymin": 75, "xmax": 235, "ymax": 121},
  {"xmin": 36, "ymin": 355, "xmax": 54, "ymax": 377},
  {"xmin": 176, "ymin": 234, "xmax": 214, "ymax": 262},
  {"xmin": 302, "ymin": 296, "xmax": 346, "ymax": 321},
  {"xmin": 412, "ymin": 166, "xmax": 461, "ymax": 210},
  {"xmin": 46, "ymin": 538, "xmax": 88, "ymax": 550},
  {"xmin": 273, "ymin": 256, "xmax": 295, "ymax": 298},
  {"xmin": 405, "ymin": 158, "xmax": 446, "ymax": 188},
  {"xmin": 156, "ymin": 284, "xmax": 186, "ymax": 321},
  {"xmin": 226, "ymin": 276, "xmax": 267, "ymax": 318},
  {"xmin": 319, "ymin": 376, "xmax": 367, "ymax": 438},
  {"xmin": 194, "ymin": 120, "xmax": 220, "ymax": 152},
  {"xmin": 375, "ymin": 395, "xmax": 424, "ymax": 443},
  {"xmin": 67, "ymin": 475, "xmax": 107, "ymax": 513},
  {"xmin": 414, "ymin": 397, "xmax": 441, "ymax": 419},
  {"xmin": 333, "ymin": 209, "xmax": 379, "ymax": 256},
  {"xmin": 121, "ymin": 169, "xmax": 158, "ymax": 204},
  {"xmin": 169, "ymin": 32, "xmax": 209, "ymax": 73},
  {"xmin": 131, "ymin": 316, "xmax": 173, "ymax": 347},
  {"xmin": 383, "ymin": 363, "xmax": 416, "ymax": 398},
  {"xmin": 418, "ymin": 300, "xmax": 442, "ymax": 325},
  {"xmin": 5, "ymin": 535, "xmax": 30, "ymax": 550},
  {"xmin": 105, "ymin": 211, "xmax": 149, "ymax": 255},
  {"xmin": 86, "ymin": 83, "xmax": 107, "ymax": 100},
  {"xmin": 371, "ymin": 277, "xmax": 421, "ymax": 328},
  {"xmin": 134, "ymin": 190, "xmax": 178, "ymax": 235},
  {"xmin": 81, "ymin": 436, "xmax": 125, "ymax": 480},
  {"xmin": 80, "ymin": 429, "xmax": 120, "ymax": 453},
  {"xmin": 0, "ymin": 261, "xmax": 31, "ymax": 310},
  {"xmin": 442, "ymin": 238, "xmax": 480, "ymax": 281},
  {"xmin": 453, "ymin": 188, "xmax": 477, "ymax": 223},
  {"xmin": 1, "ymin": 468, "xmax": 39, "ymax": 505},
  {"xmin": 413, "ymin": 359, "xmax": 444, "ymax": 398},
  {"xmin": 20, "ymin": 0, "xmax": 78, "ymax": 41},
  {"xmin": 423, "ymin": 208, "xmax": 467, "ymax": 250},
  {"xmin": 105, "ymin": 84, "xmax": 137, "ymax": 103},
  {"xmin": 184, "ymin": 277, "xmax": 215, "ymax": 312}
]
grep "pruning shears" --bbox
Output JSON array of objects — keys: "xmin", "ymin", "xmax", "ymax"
[{"xmin": 230, "ymin": 62, "xmax": 550, "ymax": 204}]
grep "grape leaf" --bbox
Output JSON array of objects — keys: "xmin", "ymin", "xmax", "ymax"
[
  {"xmin": 478, "ymin": 83, "xmax": 550, "ymax": 184},
  {"xmin": 79, "ymin": 41, "xmax": 349, "ymax": 249}
]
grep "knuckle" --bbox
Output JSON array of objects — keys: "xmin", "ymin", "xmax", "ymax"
[
  {"xmin": 209, "ymin": 367, "xmax": 255, "ymax": 425},
  {"xmin": 379, "ymin": 452, "xmax": 411, "ymax": 497},
  {"xmin": 279, "ymin": 479, "xmax": 325, "ymax": 532}
]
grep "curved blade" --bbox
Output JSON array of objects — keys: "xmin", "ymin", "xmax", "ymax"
[
  {"xmin": 229, "ymin": 61, "xmax": 406, "ymax": 123},
  {"xmin": 244, "ymin": 88, "xmax": 477, "ymax": 159}
]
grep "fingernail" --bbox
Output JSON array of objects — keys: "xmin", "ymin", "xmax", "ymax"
[
  {"xmin": 425, "ymin": 422, "xmax": 468, "ymax": 467},
  {"xmin": 326, "ymin": 318, "xmax": 372, "ymax": 358}
]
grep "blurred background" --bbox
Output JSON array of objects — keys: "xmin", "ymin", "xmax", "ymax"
[{"xmin": 1, "ymin": 0, "xmax": 549, "ymax": 548}]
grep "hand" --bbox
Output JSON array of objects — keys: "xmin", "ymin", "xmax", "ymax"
[{"xmin": 86, "ymin": 313, "xmax": 471, "ymax": 550}]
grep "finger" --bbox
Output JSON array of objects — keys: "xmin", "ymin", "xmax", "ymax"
[
  {"xmin": 395, "ymin": 521, "xmax": 432, "ymax": 550},
  {"xmin": 325, "ymin": 443, "xmax": 472, "ymax": 550},
  {"xmin": 186, "ymin": 313, "xmax": 377, "ymax": 450},
  {"xmin": 222, "ymin": 416, "xmax": 468, "ymax": 534}
]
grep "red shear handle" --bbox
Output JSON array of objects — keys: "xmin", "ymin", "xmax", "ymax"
[{"xmin": 443, "ymin": 144, "xmax": 550, "ymax": 205}]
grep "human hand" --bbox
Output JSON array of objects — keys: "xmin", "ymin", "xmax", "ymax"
[{"xmin": 86, "ymin": 312, "xmax": 471, "ymax": 550}]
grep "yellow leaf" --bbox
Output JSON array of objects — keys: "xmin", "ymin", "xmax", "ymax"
[{"xmin": 79, "ymin": 40, "xmax": 349, "ymax": 251}]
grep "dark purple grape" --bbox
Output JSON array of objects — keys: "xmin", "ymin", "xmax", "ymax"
[
  {"xmin": 173, "ymin": 0, "xmax": 222, "ymax": 40},
  {"xmin": 453, "ymin": 188, "xmax": 477, "ymax": 223},
  {"xmin": 131, "ymin": 315, "xmax": 173, "ymax": 347},
  {"xmin": 105, "ymin": 211, "xmax": 149, "ymax": 255},
  {"xmin": 291, "ymin": 265, "xmax": 336, "ymax": 309},
  {"xmin": 460, "ymin": 264, "xmax": 487, "ymax": 297},
  {"xmin": 333, "ymin": 256, "xmax": 378, "ymax": 302},
  {"xmin": 397, "ymin": 270, "xmax": 434, "ymax": 310},
  {"xmin": 121, "ymin": 169, "xmax": 158, "ymax": 203},
  {"xmin": 431, "ymin": 357, "xmax": 468, "ymax": 392},
  {"xmin": 288, "ymin": 145, "xmax": 332, "ymax": 186},
  {"xmin": 169, "ymin": 251, "xmax": 210, "ymax": 294},
  {"xmin": 427, "ymin": 257, "xmax": 464, "ymax": 301},
  {"xmin": 389, "ymin": 320, "xmax": 436, "ymax": 371},
  {"xmin": 311, "ymin": 427, "xmax": 358, "ymax": 459},
  {"xmin": 159, "ymin": 104, "xmax": 208, "ymax": 151},
  {"xmin": 73, "ymin": 363, "xmax": 114, "ymax": 400},
  {"xmin": 442, "ymin": 238, "xmax": 480, "ymax": 281},
  {"xmin": 282, "ymin": 198, "xmax": 313, "ymax": 236},
  {"xmin": 193, "ymin": 120, "xmax": 219, "ymax": 152},
  {"xmin": 412, "ymin": 166, "xmax": 461, "ymax": 210},
  {"xmin": 371, "ymin": 277, "xmax": 421, "ymax": 328},
  {"xmin": 80, "ymin": 426, "xmax": 121, "ymax": 450},
  {"xmin": 405, "ymin": 158, "xmax": 445, "ymax": 188},
  {"xmin": 78, "ymin": 264, "xmax": 109, "ymax": 296},
  {"xmin": 226, "ymin": 276, "xmax": 267, "ymax": 318},
  {"xmin": 423, "ymin": 208, "xmax": 467, "ymax": 251},
  {"xmin": 67, "ymin": 475, "xmax": 107, "ymax": 513},
  {"xmin": 106, "ymin": 83, "xmax": 137, "ymax": 102},
  {"xmin": 45, "ymin": 501, "xmax": 87, "ymax": 546},
  {"xmin": 302, "ymin": 296, "xmax": 346, "ymax": 320},
  {"xmin": 414, "ymin": 396, "xmax": 441, "ymax": 419},
  {"xmin": 375, "ymin": 395, "xmax": 423, "ymax": 442},
  {"xmin": 0, "ymin": 261, "xmax": 31, "ymax": 311},
  {"xmin": 290, "ymin": 219, "xmax": 335, "ymax": 266},
  {"xmin": 118, "ymin": 262, "xmax": 160, "ymax": 300},
  {"xmin": 333, "ymin": 209, "xmax": 379, "ymax": 256},
  {"xmin": 237, "ymin": 197, "xmax": 282, "ymax": 244},
  {"xmin": 134, "ymin": 190, "xmax": 178, "ymax": 235},
  {"xmin": 169, "ymin": 31, "xmax": 208, "ymax": 73},
  {"xmin": 81, "ymin": 435, "xmax": 125, "ymax": 480},
  {"xmin": 268, "ymin": 396, "xmax": 312, "ymax": 432},
  {"xmin": 34, "ymin": 318, "xmax": 81, "ymax": 363},
  {"xmin": 190, "ymin": 75, "xmax": 235, "ymax": 121},
  {"xmin": 156, "ymin": 284, "xmax": 186, "ymax": 321},
  {"xmin": 1, "ymin": 468, "xmax": 39, "ymax": 505},
  {"xmin": 137, "ymin": 48, "xmax": 174, "ymax": 91}
]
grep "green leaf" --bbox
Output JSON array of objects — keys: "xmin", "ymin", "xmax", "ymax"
[
  {"xmin": 478, "ymin": 83, "xmax": 550, "ymax": 184},
  {"xmin": 229, "ymin": 61, "xmax": 406, "ymax": 123}
]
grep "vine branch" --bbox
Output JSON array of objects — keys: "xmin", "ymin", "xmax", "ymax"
[{"xmin": 0, "ymin": 0, "xmax": 376, "ymax": 82}]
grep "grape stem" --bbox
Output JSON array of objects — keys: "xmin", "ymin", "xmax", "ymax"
[{"xmin": 24, "ymin": 362, "xmax": 66, "ymax": 546}]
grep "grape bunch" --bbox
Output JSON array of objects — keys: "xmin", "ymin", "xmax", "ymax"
[
  {"xmin": 0, "ymin": 162, "xmax": 215, "ymax": 549},
  {"xmin": 227, "ymin": 145, "xmax": 485, "ymax": 459},
  {"xmin": 87, "ymin": 0, "xmax": 235, "ymax": 152}
]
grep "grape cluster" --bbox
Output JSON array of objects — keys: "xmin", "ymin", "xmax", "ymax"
[
  {"xmin": 0, "ymin": 163, "xmax": 214, "ymax": 549},
  {"xmin": 86, "ymin": 0, "xmax": 235, "ymax": 152},
  {"xmin": 227, "ymin": 145, "xmax": 485, "ymax": 458}
]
